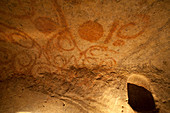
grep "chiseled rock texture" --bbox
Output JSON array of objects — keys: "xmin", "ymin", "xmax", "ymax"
[{"xmin": 0, "ymin": 0, "xmax": 169, "ymax": 113}]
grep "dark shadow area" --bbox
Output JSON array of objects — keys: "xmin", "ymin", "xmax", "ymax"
[{"xmin": 127, "ymin": 83, "xmax": 157, "ymax": 112}]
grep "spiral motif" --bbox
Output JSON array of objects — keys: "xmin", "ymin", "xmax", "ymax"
[{"xmin": 13, "ymin": 50, "xmax": 37, "ymax": 73}]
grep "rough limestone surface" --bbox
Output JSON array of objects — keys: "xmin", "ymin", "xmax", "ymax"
[{"xmin": 0, "ymin": 0, "xmax": 169, "ymax": 113}]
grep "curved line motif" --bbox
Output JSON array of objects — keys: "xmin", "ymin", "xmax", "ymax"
[
  {"xmin": 13, "ymin": 50, "xmax": 37, "ymax": 74},
  {"xmin": 57, "ymin": 33, "xmax": 75, "ymax": 51},
  {"xmin": 31, "ymin": 63, "xmax": 59, "ymax": 78},
  {"xmin": 117, "ymin": 22, "xmax": 145, "ymax": 39},
  {"xmin": 117, "ymin": 15, "xmax": 149, "ymax": 39},
  {"xmin": 9, "ymin": 32, "xmax": 34, "ymax": 48}
]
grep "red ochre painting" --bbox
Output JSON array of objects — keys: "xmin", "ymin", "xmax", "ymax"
[{"xmin": 0, "ymin": 0, "xmax": 150, "ymax": 80}]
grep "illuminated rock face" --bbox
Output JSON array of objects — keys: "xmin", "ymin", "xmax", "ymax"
[{"xmin": 0, "ymin": 0, "xmax": 169, "ymax": 113}]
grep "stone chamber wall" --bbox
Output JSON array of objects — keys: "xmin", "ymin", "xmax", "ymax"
[{"xmin": 0, "ymin": 0, "xmax": 169, "ymax": 113}]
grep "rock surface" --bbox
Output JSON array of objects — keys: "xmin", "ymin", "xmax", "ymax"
[{"xmin": 0, "ymin": 0, "xmax": 169, "ymax": 113}]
